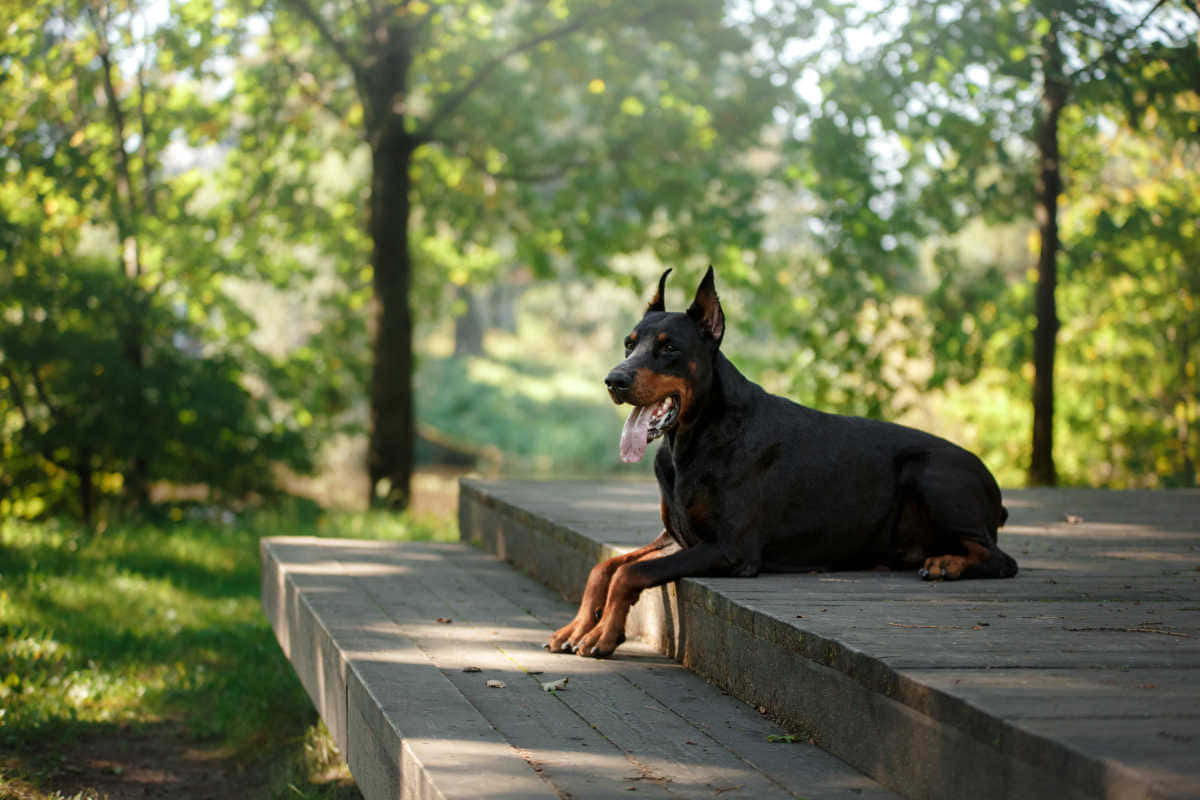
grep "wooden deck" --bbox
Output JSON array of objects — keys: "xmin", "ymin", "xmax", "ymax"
[{"xmin": 459, "ymin": 480, "xmax": 1200, "ymax": 800}]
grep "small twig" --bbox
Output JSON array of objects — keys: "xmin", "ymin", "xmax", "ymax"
[
  {"xmin": 1064, "ymin": 626, "xmax": 1193, "ymax": 638},
  {"xmin": 888, "ymin": 622, "xmax": 961, "ymax": 630}
]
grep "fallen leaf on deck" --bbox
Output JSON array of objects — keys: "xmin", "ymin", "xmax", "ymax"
[
  {"xmin": 486, "ymin": 679, "xmax": 506, "ymax": 689},
  {"xmin": 435, "ymin": 617, "xmax": 452, "ymax": 624},
  {"xmin": 541, "ymin": 677, "xmax": 568, "ymax": 692},
  {"xmin": 462, "ymin": 666, "xmax": 482, "ymax": 673}
]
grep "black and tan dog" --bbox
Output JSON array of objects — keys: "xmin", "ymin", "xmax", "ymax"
[{"xmin": 548, "ymin": 267, "xmax": 1017, "ymax": 658}]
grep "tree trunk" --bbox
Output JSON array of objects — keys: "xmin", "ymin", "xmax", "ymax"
[
  {"xmin": 123, "ymin": 317, "xmax": 150, "ymax": 508},
  {"xmin": 1029, "ymin": 23, "xmax": 1066, "ymax": 487},
  {"xmin": 453, "ymin": 286, "xmax": 485, "ymax": 356},
  {"xmin": 366, "ymin": 129, "xmax": 416, "ymax": 509}
]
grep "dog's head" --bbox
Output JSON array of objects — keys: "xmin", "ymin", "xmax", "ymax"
[{"xmin": 605, "ymin": 266, "xmax": 725, "ymax": 463}]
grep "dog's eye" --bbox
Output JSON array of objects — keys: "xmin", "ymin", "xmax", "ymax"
[{"xmin": 660, "ymin": 342, "xmax": 676, "ymax": 354}]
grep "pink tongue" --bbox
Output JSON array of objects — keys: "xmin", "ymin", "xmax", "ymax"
[{"xmin": 619, "ymin": 405, "xmax": 653, "ymax": 463}]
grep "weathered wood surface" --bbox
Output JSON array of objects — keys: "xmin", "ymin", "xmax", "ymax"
[
  {"xmin": 261, "ymin": 536, "xmax": 896, "ymax": 800},
  {"xmin": 460, "ymin": 480, "xmax": 1200, "ymax": 800}
]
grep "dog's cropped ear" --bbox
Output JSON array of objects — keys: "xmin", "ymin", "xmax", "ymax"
[
  {"xmin": 687, "ymin": 265, "xmax": 724, "ymax": 346},
  {"xmin": 646, "ymin": 268, "xmax": 672, "ymax": 313}
]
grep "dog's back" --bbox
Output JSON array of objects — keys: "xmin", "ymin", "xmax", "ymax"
[{"xmin": 657, "ymin": 349, "xmax": 1011, "ymax": 575}]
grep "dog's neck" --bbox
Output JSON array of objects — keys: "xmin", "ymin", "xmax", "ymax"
[{"xmin": 665, "ymin": 351, "xmax": 759, "ymax": 456}]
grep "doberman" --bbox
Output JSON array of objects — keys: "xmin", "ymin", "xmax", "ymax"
[{"xmin": 547, "ymin": 267, "xmax": 1018, "ymax": 658}]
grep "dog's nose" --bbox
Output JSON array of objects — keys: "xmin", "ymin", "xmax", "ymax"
[{"xmin": 604, "ymin": 371, "xmax": 633, "ymax": 393}]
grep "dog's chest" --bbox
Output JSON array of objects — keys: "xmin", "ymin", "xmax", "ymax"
[{"xmin": 656, "ymin": 460, "xmax": 727, "ymax": 548}]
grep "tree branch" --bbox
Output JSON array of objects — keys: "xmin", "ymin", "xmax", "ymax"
[
  {"xmin": 2, "ymin": 365, "xmax": 73, "ymax": 471},
  {"xmin": 136, "ymin": 58, "xmax": 157, "ymax": 216},
  {"xmin": 2, "ymin": 365, "xmax": 35, "ymax": 430},
  {"xmin": 275, "ymin": 46, "xmax": 353, "ymax": 121},
  {"xmin": 28, "ymin": 362, "xmax": 64, "ymax": 421},
  {"xmin": 87, "ymin": 1, "xmax": 143, "ymax": 279},
  {"xmin": 415, "ymin": 3, "xmax": 646, "ymax": 143},
  {"xmin": 1069, "ymin": 0, "xmax": 1172, "ymax": 81},
  {"xmin": 283, "ymin": 0, "xmax": 368, "ymax": 93},
  {"xmin": 455, "ymin": 145, "xmax": 588, "ymax": 183}
]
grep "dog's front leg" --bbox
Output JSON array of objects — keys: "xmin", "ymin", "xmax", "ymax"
[
  {"xmin": 547, "ymin": 531, "xmax": 674, "ymax": 653},
  {"xmin": 575, "ymin": 541, "xmax": 731, "ymax": 658}
]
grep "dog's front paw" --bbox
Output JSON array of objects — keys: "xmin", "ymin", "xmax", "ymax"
[
  {"xmin": 920, "ymin": 554, "xmax": 966, "ymax": 581},
  {"xmin": 547, "ymin": 619, "xmax": 589, "ymax": 653},
  {"xmin": 574, "ymin": 625, "xmax": 626, "ymax": 658}
]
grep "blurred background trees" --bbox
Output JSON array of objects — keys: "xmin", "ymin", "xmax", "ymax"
[
  {"xmin": 1, "ymin": 0, "xmax": 313, "ymax": 522},
  {"xmin": 2, "ymin": 0, "xmax": 1197, "ymax": 522}
]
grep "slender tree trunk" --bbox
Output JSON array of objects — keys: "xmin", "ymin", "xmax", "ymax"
[
  {"xmin": 1029, "ymin": 22, "xmax": 1066, "ymax": 487},
  {"xmin": 92, "ymin": 6, "xmax": 150, "ymax": 507},
  {"xmin": 78, "ymin": 446, "xmax": 95, "ymax": 527},
  {"xmin": 366, "ymin": 128, "xmax": 416, "ymax": 509}
]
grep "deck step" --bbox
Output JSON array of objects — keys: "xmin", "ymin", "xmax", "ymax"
[
  {"xmin": 458, "ymin": 479, "xmax": 1200, "ymax": 800},
  {"xmin": 262, "ymin": 536, "xmax": 898, "ymax": 800}
]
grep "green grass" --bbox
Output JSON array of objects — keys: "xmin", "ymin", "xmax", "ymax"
[
  {"xmin": 415, "ymin": 353, "xmax": 651, "ymax": 476},
  {"xmin": 0, "ymin": 505, "xmax": 455, "ymax": 798}
]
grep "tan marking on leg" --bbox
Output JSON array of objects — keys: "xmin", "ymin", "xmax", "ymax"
[
  {"xmin": 922, "ymin": 539, "xmax": 991, "ymax": 581},
  {"xmin": 548, "ymin": 532, "xmax": 671, "ymax": 652},
  {"xmin": 576, "ymin": 546, "xmax": 673, "ymax": 658}
]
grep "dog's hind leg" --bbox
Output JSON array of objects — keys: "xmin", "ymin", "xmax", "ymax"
[
  {"xmin": 920, "ymin": 538, "xmax": 1018, "ymax": 580},
  {"xmin": 907, "ymin": 455, "xmax": 1018, "ymax": 581}
]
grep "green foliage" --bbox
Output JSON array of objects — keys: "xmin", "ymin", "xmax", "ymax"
[
  {"xmin": 225, "ymin": 0, "xmax": 793, "ymax": 384},
  {"xmin": 743, "ymin": 0, "xmax": 1200, "ymax": 485},
  {"xmin": 1055, "ymin": 126, "xmax": 1200, "ymax": 486},
  {"xmin": 0, "ymin": 0, "xmax": 323, "ymax": 518},
  {"xmin": 0, "ymin": 509, "xmax": 453, "ymax": 796},
  {"xmin": 0, "ymin": 262, "xmax": 313, "ymax": 518},
  {"xmin": 2, "ymin": 0, "xmax": 1197, "ymax": 502}
]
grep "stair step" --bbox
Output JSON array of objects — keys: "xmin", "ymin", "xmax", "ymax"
[{"xmin": 262, "ymin": 536, "xmax": 897, "ymax": 799}]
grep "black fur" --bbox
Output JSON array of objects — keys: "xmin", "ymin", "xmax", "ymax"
[{"xmin": 606, "ymin": 267, "xmax": 1017, "ymax": 582}]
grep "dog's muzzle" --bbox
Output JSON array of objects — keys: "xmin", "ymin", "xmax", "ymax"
[{"xmin": 604, "ymin": 369, "xmax": 634, "ymax": 404}]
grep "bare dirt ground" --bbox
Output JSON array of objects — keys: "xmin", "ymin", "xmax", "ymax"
[
  {"xmin": 3, "ymin": 723, "xmax": 303, "ymax": 800},
  {"xmin": 14, "ymin": 724, "xmax": 262, "ymax": 800}
]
